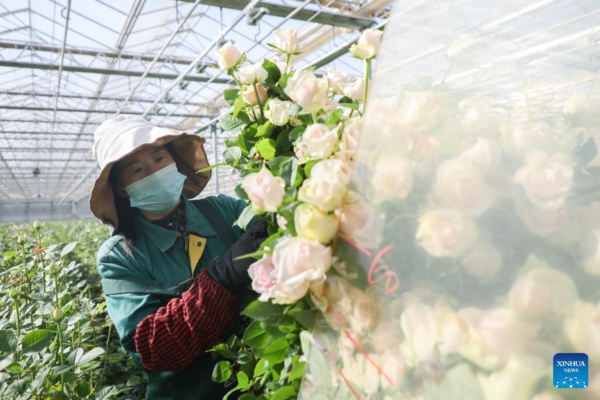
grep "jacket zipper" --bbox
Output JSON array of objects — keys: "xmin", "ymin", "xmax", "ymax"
[{"xmin": 184, "ymin": 235, "xmax": 189, "ymax": 252}]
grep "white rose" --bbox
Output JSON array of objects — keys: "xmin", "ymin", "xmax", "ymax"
[
  {"xmin": 284, "ymin": 69, "xmax": 328, "ymax": 112},
  {"xmin": 581, "ymin": 229, "xmax": 600, "ymax": 276},
  {"xmin": 564, "ymin": 301, "xmax": 600, "ymax": 362},
  {"xmin": 416, "ymin": 209, "xmax": 478, "ymax": 258},
  {"xmin": 477, "ymin": 356, "xmax": 546, "ymax": 400},
  {"xmin": 514, "ymin": 198, "xmax": 566, "ymax": 236},
  {"xmin": 341, "ymin": 78, "xmax": 365, "ymax": 101},
  {"xmin": 267, "ymin": 55, "xmax": 288, "ymax": 75},
  {"xmin": 346, "ymin": 287, "xmax": 378, "ymax": 336},
  {"xmin": 269, "ymin": 237, "xmax": 332, "ymax": 304},
  {"xmin": 265, "ymin": 98, "xmax": 292, "ymax": 126},
  {"xmin": 276, "ymin": 214, "xmax": 288, "ymax": 230},
  {"xmin": 371, "ymin": 154, "xmax": 413, "ymax": 203},
  {"xmin": 336, "ymin": 191, "xmax": 383, "ymax": 249},
  {"xmin": 248, "ymin": 254, "xmax": 277, "ymax": 301},
  {"xmin": 429, "ymin": 159, "xmax": 494, "ymax": 218},
  {"xmin": 514, "ymin": 151, "xmax": 574, "ymax": 210},
  {"xmin": 349, "ymin": 29, "xmax": 383, "ymax": 59},
  {"xmin": 294, "ymin": 123, "xmax": 339, "ymax": 163},
  {"xmin": 478, "ymin": 308, "xmax": 539, "ymax": 362},
  {"xmin": 401, "ymin": 91, "xmax": 442, "ymax": 131},
  {"xmin": 371, "ymin": 351, "xmax": 406, "ymax": 389},
  {"xmin": 294, "ymin": 203, "xmax": 339, "ymax": 244},
  {"xmin": 336, "ymin": 118, "xmax": 362, "ymax": 164},
  {"xmin": 400, "ymin": 303, "xmax": 438, "ymax": 361},
  {"xmin": 241, "ymin": 167, "xmax": 285, "ymax": 212},
  {"xmin": 327, "ymin": 68, "xmax": 351, "ymax": 93},
  {"xmin": 238, "ymin": 64, "xmax": 268, "ymax": 85},
  {"xmin": 508, "ymin": 268, "xmax": 578, "ymax": 319},
  {"xmin": 459, "ymin": 137, "xmax": 502, "ymax": 172},
  {"xmin": 460, "ymin": 242, "xmax": 502, "ymax": 282},
  {"xmin": 298, "ymin": 159, "xmax": 351, "ymax": 212},
  {"xmin": 216, "ymin": 41, "xmax": 242, "ymax": 70},
  {"xmin": 241, "ymin": 84, "xmax": 268, "ymax": 106},
  {"xmin": 272, "ymin": 28, "xmax": 301, "ymax": 54}
]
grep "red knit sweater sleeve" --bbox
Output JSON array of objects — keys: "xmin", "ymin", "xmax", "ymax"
[{"xmin": 133, "ymin": 269, "xmax": 238, "ymax": 372}]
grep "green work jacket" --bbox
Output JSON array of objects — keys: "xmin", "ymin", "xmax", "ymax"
[{"xmin": 96, "ymin": 194, "xmax": 251, "ymax": 400}]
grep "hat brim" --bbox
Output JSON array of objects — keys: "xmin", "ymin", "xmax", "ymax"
[{"xmin": 89, "ymin": 132, "xmax": 211, "ymax": 232}]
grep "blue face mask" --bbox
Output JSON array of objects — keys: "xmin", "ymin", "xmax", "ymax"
[{"xmin": 124, "ymin": 162, "xmax": 187, "ymax": 214}]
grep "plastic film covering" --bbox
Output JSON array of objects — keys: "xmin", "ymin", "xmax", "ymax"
[{"xmin": 299, "ymin": 0, "xmax": 600, "ymax": 399}]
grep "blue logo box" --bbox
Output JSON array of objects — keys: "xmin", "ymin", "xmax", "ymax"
[{"xmin": 554, "ymin": 353, "xmax": 588, "ymax": 389}]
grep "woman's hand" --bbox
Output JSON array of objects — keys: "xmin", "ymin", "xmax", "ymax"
[{"xmin": 206, "ymin": 220, "xmax": 270, "ymax": 294}]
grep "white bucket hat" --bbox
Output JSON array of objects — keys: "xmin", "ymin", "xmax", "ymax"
[{"xmin": 89, "ymin": 115, "xmax": 211, "ymax": 231}]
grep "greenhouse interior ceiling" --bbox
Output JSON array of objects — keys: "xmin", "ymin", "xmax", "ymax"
[{"xmin": 0, "ymin": 0, "xmax": 392, "ymax": 222}]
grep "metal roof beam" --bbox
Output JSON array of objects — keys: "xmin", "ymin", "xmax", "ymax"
[
  {"xmin": 0, "ymin": 41, "xmax": 196, "ymax": 65},
  {"xmin": 0, "ymin": 105, "xmax": 215, "ymax": 119},
  {"xmin": 177, "ymin": 0, "xmax": 376, "ymax": 29},
  {"xmin": 0, "ymin": 61, "xmax": 230, "ymax": 84},
  {"xmin": 0, "ymin": 91, "xmax": 204, "ymax": 106}
]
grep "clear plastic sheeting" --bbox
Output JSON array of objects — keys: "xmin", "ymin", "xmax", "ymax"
[{"xmin": 300, "ymin": 0, "xmax": 600, "ymax": 399}]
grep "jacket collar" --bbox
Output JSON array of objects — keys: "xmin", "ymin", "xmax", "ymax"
[{"xmin": 137, "ymin": 197, "xmax": 218, "ymax": 252}]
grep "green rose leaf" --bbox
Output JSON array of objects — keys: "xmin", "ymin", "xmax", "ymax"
[
  {"xmin": 212, "ymin": 360, "xmax": 234, "ymax": 383},
  {"xmin": 237, "ymin": 370, "xmax": 252, "ymax": 391},
  {"xmin": 233, "ymin": 205, "xmax": 257, "ymax": 231},
  {"xmin": 280, "ymin": 157, "xmax": 299, "ymax": 188},
  {"xmin": 338, "ymin": 96, "xmax": 360, "ymax": 111},
  {"xmin": 61, "ymin": 241, "xmax": 77, "ymax": 258},
  {"xmin": 223, "ymin": 146, "xmax": 242, "ymax": 166},
  {"xmin": 267, "ymin": 156, "xmax": 290, "ymax": 175},
  {"xmin": 289, "ymin": 361, "xmax": 305, "ymax": 382},
  {"xmin": 242, "ymin": 300, "xmax": 286, "ymax": 321},
  {"xmin": 256, "ymin": 121, "xmax": 274, "ymax": 138},
  {"xmin": 220, "ymin": 113, "xmax": 250, "ymax": 132},
  {"xmin": 270, "ymin": 385, "xmax": 297, "ymax": 400},
  {"xmin": 262, "ymin": 59, "xmax": 282, "ymax": 84},
  {"xmin": 0, "ymin": 330, "xmax": 17, "ymax": 353},
  {"xmin": 325, "ymin": 110, "xmax": 343, "ymax": 125},
  {"xmin": 224, "ymin": 89, "xmax": 240, "ymax": 106},
  {"xmin": 233, "ymin": 97, "xmax": 245, "ymax": 118},
  {"xmin": 289, "ymin": 126, "xmax": 305, "ymax": 141},
  {"xmin": 77, "ymin": 347, "xmax": 104, "ymax": 367},
  {"xmin": 243, "ymin": 321, "xmax": 269, "ymax": 349},
  {"xmin": 256, "ymin": 139, "xmax": 277, "ymax": 160},
  {"xmin": 207, "ymin": 343, "xmax": 236, "ymax": 359},
  {"xmin": 260, "ymin": 338, "xmax": 289, "ymax": 365},
  {"xmin": 21, "ymin": 329, "xmax": 55, "ymax": 354}
]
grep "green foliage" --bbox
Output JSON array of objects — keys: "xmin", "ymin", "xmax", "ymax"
[{"xmin": 0, "ymin": 221, "xmax": 145, "ymax": 399}]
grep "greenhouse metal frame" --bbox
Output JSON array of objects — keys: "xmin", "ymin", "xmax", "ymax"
[{"xmin": 0, "ymin": 0, "xmax": 393, "ymax": 222}]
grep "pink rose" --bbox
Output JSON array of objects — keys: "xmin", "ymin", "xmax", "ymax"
[
  {"xmin": 248, "ymin": 254, "xmax": 277, "ymax": 301},
  {"xmin": 508, "ymin": 267, "xmax": 578, "ymax": 319},
  {"xmin": 241, "ymin": 167, "xmax": 285, "ymax": 212},
  {"xmin": 478, "ymin": 308, "xmax": 539, "ymax": 362},
  {"xmin": 460, "ymin": 242, "xmax": 502, "ymax": 281},
  {"xmin": 429, "ymin": 159, "xmax": 494, "ymax": 218},
  {"xmin": 371, "ymin": 154, "xmax": 413, "ymax": 203},
  {"xmin": 241, "ymin": 84, "xmax": 268, "ymax": 106},
  {"xmin": 416, "ymin": 209, "xmax": 478, "ymax": 258},
  {"xmin": 269, "ymin": 237, "xmax": 332, "ymax": 304},
  {"xmin": 514, "ymin": 151, "xmax": 574, "ymax": 210}
]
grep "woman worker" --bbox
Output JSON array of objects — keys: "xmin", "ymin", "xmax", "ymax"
[{"xmin": 89, "ymin": 115, "xmax": 268, "ymax": 399}]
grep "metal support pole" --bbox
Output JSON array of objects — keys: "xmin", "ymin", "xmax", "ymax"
[{"xmin": 211, "ymin": 123, "xmax": 219, "ymax": 194}]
